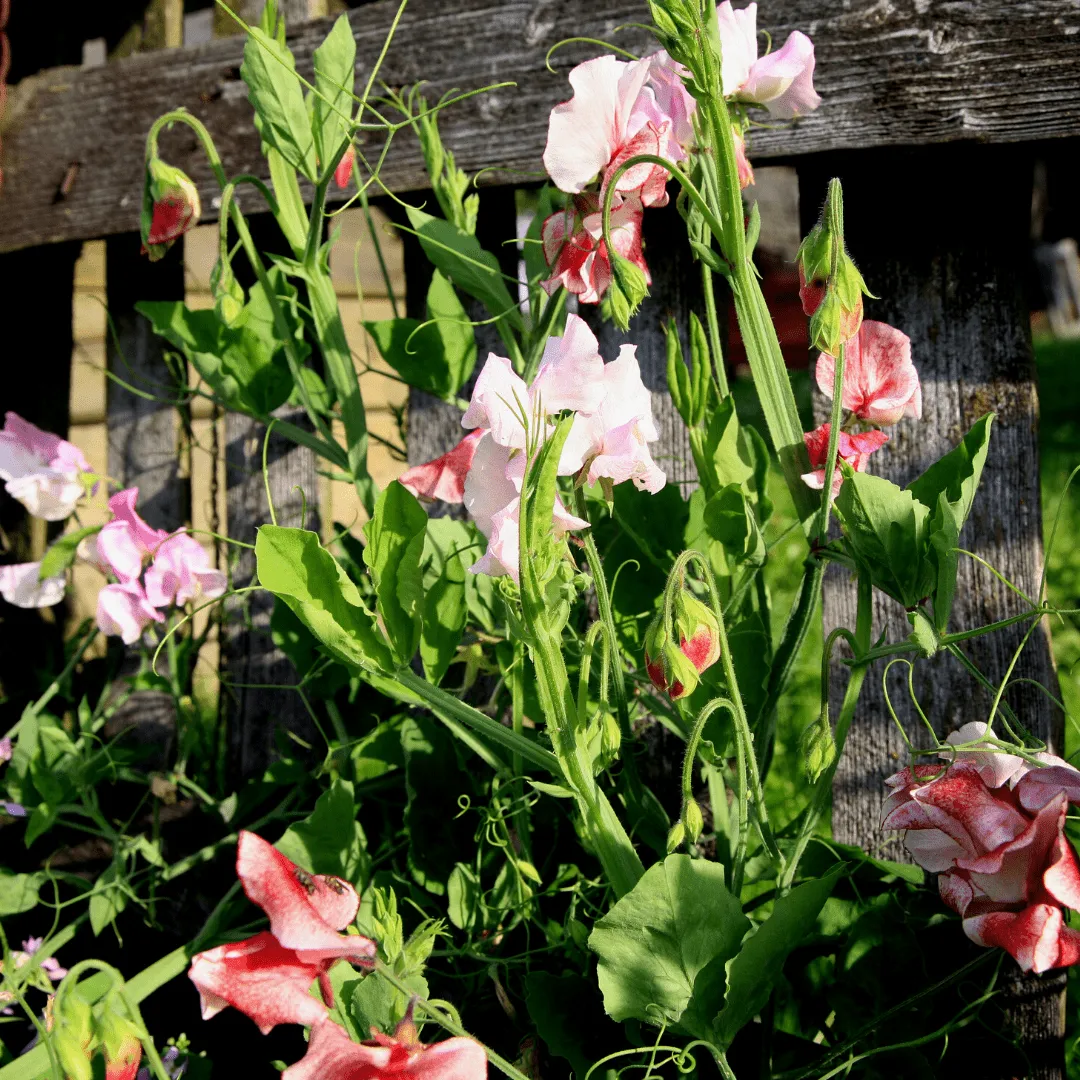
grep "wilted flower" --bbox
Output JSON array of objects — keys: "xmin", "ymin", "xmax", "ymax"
[
  {"xmin": 815, "ymin": 321, "xmax": 922, "ymax": 426},
  {"xmin": 0, "ymin": 412, "xmax": 91, "ymax": 521},
  {"xmin": 0, "ymin": 561, "xmax": 66, "ymax": 609},
  {"xmin": 801, "ymin": 423, "xmax": 888, "ymax": 496},
  {"xmin": 282, "ymin": 1014, "xmax": 488, "ymax": 1080},
  {"xmin": 882, "ymin": 758, "xmax": 1080, "ymax": 973},
  {"xmin": 716, "ymin": 1, "xmax": 821, "ymax": 119},
  {"xmin": 188, "ymin": 832, "xmax": 376, "ymax": 1034},
  {"xmin": 540, "ymin": 193, "xmax": 649, "ymax": 306}
]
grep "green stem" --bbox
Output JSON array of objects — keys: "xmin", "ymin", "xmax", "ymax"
[{"xmin": 701, "ymin": 260, "xmax": 729, "ymax": 397}]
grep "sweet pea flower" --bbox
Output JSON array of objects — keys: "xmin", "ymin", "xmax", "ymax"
[
  {"xmin": 733, "ymin": 128, "xmax": 754, "ymax": 189},
  {"xmin": 540, "ymin": 193, "xmax": 649, "ymax": 305},
  {"xmin": 188, "ymin": 832, "xmax": 376, "ymax": 1034},
  {"xmin": 716, "ymin": 1, "xmax": 821, "ymax": 119},
  {"xmin": 0, "ymin": 412, "xmax": 91, "ymax": 521},
  {"xmin": 882, "ymin": 760, "xmax": 1080, "ymax": 973},
  {"xmin": 800, "ymin": 422, "xmax": 888, "ymax": 496},
  {"xmin": 0, "ymin": 737, "xmax": 12, "ymax": 764},
  {"xmin": 815, "ymin": 321, "xmax": 922, "ymax": 426},
  {"xmin": 543, "ymin": 53, "xmax": 692, "ymax": 208},
  {"xmin": 282, "ymin": 1015, "xmax": 488, "ymax": 1080},
  {"xmin": 97, "ymin": 488, "xmax": 169, "ymax": 583},
  {"xmin": 21, "ymin": 936, "xmax": 68, "ymax": 982},
  {"xmin": 142, "ymin": 159, "xmax": 201, "ymax": 260},
  {"xmin": 0, "ymin": 561, "xmax": 66, "ymax": 609},
  {"xmin": 96, "ymin": 581, "xmax": 165, "ymax": 645},
  {"xmin": 399, "ymin": 430, "xmax": 486, "ymax": 505},
  {"xmin": 334, "ymin": 145, "xmax": 357, "ymax": 190},
  {"xmin": 144, "ymin": 533, "xmax": 226, "ymax": 608}
]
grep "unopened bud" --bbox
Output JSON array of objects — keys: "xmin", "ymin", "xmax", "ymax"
[
  {"xmin": 334, "ymin": 144, "xmax": 357, "ymax": 190},
  {"xmin": 666, "ymin": 821, "xmax": 687, "ymax": 853},
  {"xmin": 141, "ymin": 158, "xmax": 201, "ymax": 261},
  {"xmin": 800, "ymin": 707, "xmax": 836, "ymax": 784},
  {"xmin": 682, "ymin": 799, "xmax": 704, "ymax": 843},
  {"xmin": 211, "ymin": 259, "xmax": 246, "ymax": 328},
  {"xmin": 673, "ymin": 591, "xmax": 721, "ymax": 675},
  {"xmin": 607, "ymin": 252, "xmax": 649, "ymax": 331}
]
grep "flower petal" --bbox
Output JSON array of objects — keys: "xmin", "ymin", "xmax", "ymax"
[
  {"xmin": 0, "ymin": 562, "xmax": 66, "ymax": 609},
  {"xmin": 399, "ymin": 430, "xmax": 486, "ymax": 505},
  {"xmin": 964, "ymin": 904, "xmax": 1071, "ymax": 974}
]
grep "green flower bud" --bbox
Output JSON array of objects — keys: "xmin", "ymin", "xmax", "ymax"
[
  {"xmin": 211, "ymin": 259, "xmax": 246, "ymax": 329},
  {"xmin": 53, "ymin": 995, "xmax": 95, "ymax": 1080},
  {"xmin": 800, "ymin": 707, "xmax": 836, "ymax": 784},
  {"xmin": 682, "ymin": 798, "xmax": 704, "ymax": 843},
  {"xmin": 666, "ymin": 821, "xmax": 687, "ymax": 853},
  {"xmin": 608, "ymin": 252, "xmax": 649, "ymax": 331}
]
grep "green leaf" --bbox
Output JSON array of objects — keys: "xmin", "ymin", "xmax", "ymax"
[
  {"xmin": 907, "ymin": 413, "xmax": 993, "ymax": 532},
  {"xmin": 365, "ymin": 271, "xmax": 477, "ymax": 400},
  {"xmin": 0, "ymin": 870, "xmax": 43, "ymax": 915},
  {"xmin": 39, "ymin": 526, "xmax": 101, "ymax": 581},
  {"xmin": 255, "ymin": 525, "xmax": 393, "ymax": 673},
  {"xmin": 704, "ymin": 396, "xmax": 754, "ymax": 491},
  {"xmin": 420, "ymin": 523, "xmax": 468, "ymax": 685},
  {"xmin": 447, "ymin": 863, "xmax": 481, "ymax": 930},
  {"xmin": 714, "ymin": 867, "xmax": 843, "ymax": 1047},
  {"xmin": 930, "ymin": 492, "xmax": 961, "ymax": 634},
  {"xmin": 834, "ymin": 470, "xmax": 932, "ymax": 607},
  {"xmin": 363, "ymin": 482, "xmax": 428, "ymax": 664},
  {"xmin": 89, "ymin": 864, "xmax": 127, "ymax": 936},
  {"xmin": 345, "ymin": 966, "xmax": 428, "ymax": 1038},
  {"xmin": 589, "ymin": 854, "xmax": 749, "ymax": 1032},
  {"xmin": 312, "ymin": 14, "xmax": 356, "ymax": 173},
  {"xmin": 276, "ymin": 778, "xmax": 369, "ymax": 886},
  {"xmin": 702, "ymin": 485, "xmax": 766, "ymax": 566},
  {"xmin": 404, "ymin": 206, "xmax": 523, "ymax": 330},
  {"xmin": 241, "ymin": 25, "xmax": 318, "ymax": 179},
  {"xmin": 528, "ymin": 779, "xmax": 576, "ymax": 799}
]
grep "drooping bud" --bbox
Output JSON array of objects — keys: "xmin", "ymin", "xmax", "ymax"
[
  {"xmin": 53, "ymin": 994, "xmax": 95, "ymax": 1080},
  {"xmin": 682, "ymin": 798, "xmax": 704, "ymax": 843},
  {"xmin": 334, "ymin": 144, "xmax": 357, "ymax": 190},
  {"xmin": 800, "ymin": 707, "xmax": 836, "ymax": 784},
  {"xmin": 211, "ymin": 258, "xmax": 246, "ymax": 328},
  {"xmin": 666, "ymin": 820, "xmax": 687, "ymax": 853},
  {"xmin": 796, "ymin": 179, "xmax": 868, "ymax": 352},
  {"xmin": 673, "ymin": 591, "xmax": 721, "ymax": 676},
  {"xmin": 97, "ymin": 999, "xmax": 144, "ymax": 1080},
  {"xmin": 644, "ymin": 615, "xmax": 701, "ymax": 700},
  {"xmin": 606, "ymin": 251, "xmax": 650, "ymax": 331},
  {"xmin": 141, "ymin": 159, "xmax": 201, "ymax": 261}
]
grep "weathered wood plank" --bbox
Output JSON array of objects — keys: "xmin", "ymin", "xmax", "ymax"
[
  {"xmin": 2, "ymin": 0, "xmax": 1080, "ymax": 253},
  {"xmin": 802, "ymin": 144, "xmax": 1064, "ymax": 1079}
]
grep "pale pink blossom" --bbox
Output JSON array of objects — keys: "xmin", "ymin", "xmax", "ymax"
[
  {"xmin": 882, "ymin": 761, "xmax": 1080, "ymax": 973},
  {"xmin": 97, "ymin": 488, "xmax": 169, "ymax": 583},
  {"xmin": 0, "ymin": 562, "xmax": 66, "ymax": 609},
  {"xmin": 96, "ymin": 581, "xmax": 165, "ymax": 645},
  {"xmin": 0, "ymin": 737, "xmax": 12, "ymax": 764},
  {"xmin": 21, "ymin": 937, "xmax": 67, "ymax": 981},
  {"xmin": 643, "ymin": 51, "xmax": 697, "ymax": 149},
  {"xmin": 282, "ymin": 1016, "xmax": 488, "ymax": 1080},
  {"xmin": 800, "ymin": 422, "xmax": 888, "ymax": 496},
  {"xmin": 815, "ymin": 321, "xmax": 922, "ymax": 426},
  {"xmin": 716, "ymin": 2, "xmax": 821, "ymax": 119},
  {"xmin": 733, "ymin": 128, "xmax": 754, "ymax": 189},
  {"xmin": 541, "ymin": 193, "xmax": 649, "ymax": 305},
  {"xmin": 144, "ymin": 532, "xmax": 226, "ymax": 608},
  {"xmin": 0, "ymin": 412, "xmax": 91, "ymax": 521},
  {"xmin": 399, "ymin": 430, "xmax": 485, "ymax": 505},
  {"xmin": 543, "ymin": 54, "xmax": 687, "ymax": 208},
  {"xmin": 940, "ymin": 722, "xmax": 1079, "ymax": 795}
]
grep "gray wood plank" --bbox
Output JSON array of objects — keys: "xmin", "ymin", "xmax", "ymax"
[
  {"xmin": 802, "ymin": 144, "xmax": 1064, "ymax": 1079},
  {"xmin": 3, "ymin": 0, "xmax": 1080, "ymax": 253}
]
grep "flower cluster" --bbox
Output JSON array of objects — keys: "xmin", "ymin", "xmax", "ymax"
[
  {"xmin": 0, "ymin": 936, "xmax": 68, "ymax": 1015},
  {"xmin": 801, "ymin": 321, "xmax": 922, "ymax": 495},
  {"xmin": 188, "ymin": 832, "xmax": 486, "ymax": 1080},
  {"xmin": 94, "ymin": 489, "xmax": 227, "ymax": 645},
  {"xmin": 882, "ymin": 723, "xmax": 1080, "ymax": 973},
  {"xmin": 399, "ymin": 316, "xmax": 665, "ymax": 580},
  {"xmin": 540, "ymin": 4, "xmax": 820, "ymax": 305}
]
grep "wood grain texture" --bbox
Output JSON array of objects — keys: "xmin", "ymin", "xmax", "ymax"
[
  {"xmin": 3, "ymin": 0, "xmax": 1080, "ymax": 253},
  {"xmin": 802, "ymin": 145, "xmax": 1064, "ymax": 1079}
]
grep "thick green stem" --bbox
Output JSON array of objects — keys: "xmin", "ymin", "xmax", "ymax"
[{"xmin": 701, "ymin": 260, "xmax": 729, "ymax": 398}]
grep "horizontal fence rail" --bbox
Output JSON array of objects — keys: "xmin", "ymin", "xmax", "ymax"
[{"xmin": 1, "ymin": 0, "xmax": 1080, "ymax": 253}]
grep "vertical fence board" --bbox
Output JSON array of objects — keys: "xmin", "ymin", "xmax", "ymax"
[{"xmin": 801, "ymin": 145, "xmax": 1064, "ymax": 1080}]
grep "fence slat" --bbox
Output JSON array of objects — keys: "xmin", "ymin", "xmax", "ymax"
[
  {"xmin": 3, "ymin": 0, "xmax": 1080, "ymax": 254},
  {"xmin": 802, "ymin": 144, "xmax": 1065, "ymax": 1080}
]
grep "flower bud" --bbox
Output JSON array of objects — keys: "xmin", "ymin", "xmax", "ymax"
[
  {"xmin": 53, "ymin": 995, "xmax": 95, "ymax": 1080},
  {"xmin": 800, "ymin": 707, "xmax": 835, "ymax": 784},
  {"xmin": 334, "ymin": 144, "xmax": 357, "ymax": 190},
  {"xmin": 644, "ymin": 616, "xmax": 701, "ymax": 700},
  {"xmin": 666, "ymin": 821, "xmax": 687, "ymax": 853},
  {"xmin": 141, "ymin": 158, "xmax": 201, "ymax": 261},
  {"xmin": 673, "ymin": 591, "xmax": 721, "ymax": 675},
  {"xmin": 211, "ymin": 259, "xmax": 246, "ymax": 328},
  {"xmin": 607, "ymin": 252, "xmax": 650, "ymax": 331},
  {"xmin": 98, "ymin": 1000, "xmax": 143, "ymax": 1080},
  {"xmin": 682, "ymin": 799, "xmax": 704, "ymax": 843}
]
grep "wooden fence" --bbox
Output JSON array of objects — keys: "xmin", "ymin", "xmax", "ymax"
[{"xmin": 1, "ymin": 0, "xmax": 1079, "ymax": 1075}]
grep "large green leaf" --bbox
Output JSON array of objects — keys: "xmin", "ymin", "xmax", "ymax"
[
  {"xmin": 363, "ymin": 482, "xmax": 428, "ymax": 664},
  {"xmin": 255, "ymin": 525, "xmax": 393, "ymax": 673},
  {"xmin": 365, "ymin": 271, "xmax": 477, "ymax": 400},
  {"xmin": 703, "ymin": 395, "xmax": 755, "ymax": 491},
  {"xmin": 89, "ymin": 863, "xmax": 127, "ymax": 936},
  {"xmin": 312, "ymin": 14, "xmax": 356, "ymax": 173},
  {"xmin": 589, "ymin": 854, "xmax": 749, "ymax": 1033},
  {"xmin": 0, "ymin": 870, "xmax": 43, "ymax": 915},
  {"xmin": 241, "ymin": 26, "xmax": 318, "ymax": 179},
  {"xmin": 404, "ymin": 206, "xmax": 523, "ymax": 330},
  {"xmin": 702, "ymin": 484, "xmax": 766, "ymax": 566},
  {"xmin": 907, "ymin": 413, "xmax": 993, "ymax": 531},
  {"xmin": 420, "ymin": 521, "xmax": 468, "ymax": 685},
  {"xmin": 276, "ymin": 778, "xmax": 369, "ymax": 886},
  {"xmin": 714, "ymin": 868, "xmax": 843, "ymax": 1047}
]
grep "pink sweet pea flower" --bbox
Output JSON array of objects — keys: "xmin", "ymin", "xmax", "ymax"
[
  {"xmin": 540, "ymin": 193, "xmax": 650, "ymax": 306},
  {"xmin": 399, "ymin": 430, "xmax": 486, "ymax": 505},
  {"xmin": 716, "ymin": 2, "xmax": 821, "ymax": 119},
  {"xmin": 0, "ymin": 412, "xmax": 91, "ymax": 521},
  {"xmin": 96, "ymin": 581, "xmax": 165, "ymax": 644},
  {"xmin": 882, "ymin": 761, "xmax": 1080, "ymax": 973},
  {"xmin": 21, "ymin": 937, "xmax": 67, "ymax": 981},
  {"xmin": 96, "ymin": 488, "xmax": 169, "ymax": 583},
  {"xmin": 800, "ymin": 422, "xmax": 888, "ymax": 496},
  {"xmin": 144, "ymin": 532, "xmax": 226, "ymax": 608},
  {"xmin": 334, "ymin": 145, "xmax": 357, "ymax": 190},
  {"xmin": 0, "ymin": 737, "xmax": 12, "ymax": 763},
  {"xmin": 733, "ymin": 128, "xmax": 754, "ymax": 189},
  {"xmin": 543, "ymin": 54, "xmax": 687, "ymax": 208},
  {"xmin": 815, "ymin": 321, "xmax": 922, "ymax": 426},
  {"xmin": 0, "ymin": 561, "xmax": 66, "ymax": 609},
  {"xmin": 282, "ymin": 1016, "xmax": 488, "ymax": 1080},
  {"xmin": 940, "ymin": 722, "xmax": 1079, "ymax": 797}
]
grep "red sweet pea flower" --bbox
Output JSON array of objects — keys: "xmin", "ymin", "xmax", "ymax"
[
  {"xmin": 335, "ymin": 145, "xmax": 357, "ymax": 190},
  {"xmin": 399, "ymin": 430, "xmax": 485, "ymax": 505},
  {"xmin": 282, "ymin": 1017, "xmax": 488, "ymax": 1080},
  {"xmin": 882, "ymin": 760, "xmax": 1080, "ymax": 973},
  {"xmin": 815, "ymin": 321, "xmax": 922, "ymax": 426},
  {"xmin": 800, "ymin": 422, "xmax": 888, "ymax": 496}
]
